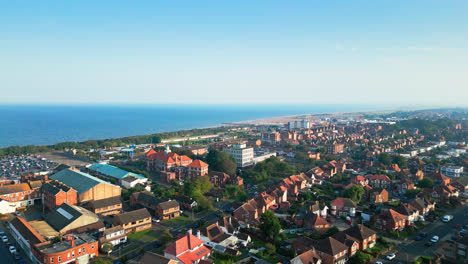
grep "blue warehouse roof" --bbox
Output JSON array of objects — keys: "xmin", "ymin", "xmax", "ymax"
[{"xmin": 89, "ymin": 163, "xmax": 145, "ymax": 180}]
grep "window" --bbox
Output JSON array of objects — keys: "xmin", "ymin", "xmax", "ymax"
[
  {"xmin": 83, "ymin": 247, "xmax": 86, "ymax": 253},
  {"xmin": 67, "ymin": 253, "xmax": 70, "ymax": 259},
  {"xmin": 50, "ymin": 257, "xmax": 54, "ymax": 263},
  {"xmin": 91, "ymin": 245, "xmax": 95, "ymax": 249},
  {"xmin": 58, "ymin": 257, "xmax": 61, "ymax": 262},
  {"xmin": 72, "ymin": 251, "xmax": 75, "ymax": 257}
]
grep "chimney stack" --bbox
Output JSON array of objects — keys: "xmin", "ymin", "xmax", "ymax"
[
  {"xmin": 196, "ymin": 230, "xmax": 200, "ymax": 239},
  {"xmin": 71, "ymin": 237, "xmax": 75, "ymax": 247},
  {"xmin": 187, "ymin": 229, "xmax": 192, "ymax": 235}
]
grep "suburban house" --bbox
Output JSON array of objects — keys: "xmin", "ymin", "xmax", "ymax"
[
  {"xmin": 394, "ymin": 179, "xmax": 415, "ymax": 194},
  {"xmin": 199, "ymin": 224, "xmax": 238, "ymax": 250},
  {"xmin": 130, "ymin": 191, "xmax": 180, "ymax": 220},
  {"xmin": 85, "ymin": 196, "xmax": 122, "ymax": 216},
  {"xmin": 409, "ymin": 197, "xmax": 436, "ymax": 216},
  {"xmin": 395, "ymin": 204, "xmax": 420, "ymax": 225},
  {"xmin": 329, "ymin": 198, "xmax": 357, "ymax": 217},
  {"xmin": 99, "ymin": 225, "xmax": 127, "ymax": 248},
  {"xmin": 349, "ymin": 175, "xmax": 368, "ymax": 186},
  {"xmin": 369, "ymin": 188, "xmax": 388, "ymax": 204},
  {"xmin": 307, "ymin": 201, "xmax": 328, "ymax": 218},
  {"xmin": 163, "ymin": 230, "xmax": 211, "ymax": 264},
  {"xmin": 138, "ymin": 252, "xmax": 179, "ymax": 264},
  {"xmin": 314, "ymin": 237, "xmax": 348, "ymax": 264},
  {"xmin": 113, "ymin": 208, "xmax": 152, "ymax": 233},
  {"xmin": 374, "ymin": 209, "xmax": 406, "ymax": 232},
  {"xmin": 290, "ymin": 249, "xmax": 322, "ymax": 264},
  {"xmin": 305, "ymin": 213, "xmax": 330, "ymax": 231},
  {"xmin": 365, "ymin": 174, "xmax": 392, "ymax": 189}
]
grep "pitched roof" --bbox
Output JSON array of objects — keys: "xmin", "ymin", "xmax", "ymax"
[
  {"xmin": 140, "ymin": 252, "xmax": 175, "ymax": 264},
  {"xmin": 177, "ymin": 245, "xmax": 210, "ymax": 264},
  {"xmin": 344, "ymin": 224, "xmax": 376, "ymax": 241},
  {"xmin": 0, "ymin": 183, "xmax": 31, "ymax": 195},
  {"xmin": 29, "ymin": 180, "xmax": 42, "ymax": 189},
  {"xmin": 164, "ymin": 232, "xmax": 206, "ymax": 256},
  {"xmin": 291, "ymin": 249, "xmax": 321, "ymax": 264},
  {"xmin": 88, "ymin": 196, "xmax": 122, "ymax": 209},
  {"xmin": 114, "ymin": 208, "xmax": 151, "ymax": 225},
  {"xmin": 158, "ymin": 200, "xmax": 179, "ymax": 210},
  {"xmin": 89, "ymin": 163, "xmax": 145, "ymax": 179},
  {"xmin": 187, "ymin": 160, "xmax": 208, "ymax": 168},
  {"xmin": 314, "ymin": 237, "xmax": 348, "ymax": 256},
  {"xmin": 10, "ymin": 217, "xmax": 46, "ymax": 245},
  {"xmin": 42, "ymin": 180, "xmax": 72, "ymax": 195},
  {"xmin": 378, "ymin": 209, "xmax": 406, "ymax": 223},
  {"xmin": 50, "ymin": 169, "xmax": 119, "ymax": 194},
  {"xmin": 45, "ymin": 204, "xmax": 98, "ymax": 232},
  {"xmin": 330, "ymin": 197, "xmax": 357, "ymax": 208},
  {"xmin": 133, "ymin": 191, "xmax": 165, "ymax": 207}
]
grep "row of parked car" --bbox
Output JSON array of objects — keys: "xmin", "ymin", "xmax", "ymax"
[{"xmin": 1, "ymin": 230, "xmax": 22, "ymax": 262}]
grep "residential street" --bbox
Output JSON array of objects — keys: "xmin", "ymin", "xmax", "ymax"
[{"xmin": 374, "ymin": 204, "xmax": 468, "ymax": 263}]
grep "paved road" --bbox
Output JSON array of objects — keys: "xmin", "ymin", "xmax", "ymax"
[{"xmin": 374, "ymin": 204, "xmax": 468, "ymax": 264}]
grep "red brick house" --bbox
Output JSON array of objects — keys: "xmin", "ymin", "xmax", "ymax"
[
  {"xmin": 330, "ymin": 198, "xmax": 357, "ymax": 217},
  {"xmin": 186, "ymin": 160, "xmax": 209, "ymax": 179},
  {"xmin": 349, "ymin": 175, "xmax": 368, "ymax": 186},
  {"xmin": 395, "ymin": 179, "xmax": 415, "ymax": 194},
  {"xmin": 365, "ymin": 174, "xmax": 392, "ymax": 189},
  {"xmin": 0, "ymin": 181, "xmax": 42, "ymax": 210},
  {"xmin": 374, "ymin": 209, "xmax": 406, "ymax": 232},
  {"xmin": 370, "ymin": 188, "xmax": 388, "ymax": 204}
]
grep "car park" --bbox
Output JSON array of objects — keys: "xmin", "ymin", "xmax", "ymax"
[
  {"xmin": 431, "ymin": 236, "xmax": 439, "ymax": 243},
  {"xmin": 386, "ymin": 253, "xmax": 396, "ymax": 260}
]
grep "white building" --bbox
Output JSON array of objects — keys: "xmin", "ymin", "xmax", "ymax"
[
  {"xmin": 99, "ymin": 226, "xmax": 127, "ymax": 247},
  {"xmin": 0, "ymin": 199, "xmax": 16, "ymax": 214},
  {"xmin": 253, "ymin": 151, "xmax": 277, "ymax": 164},
  {"xmin": 223, "ymin": 143, "xmax": 254, "ymax": 168},
  {"xmin": 440, "ymin": 166, "xmax": 464, "ymax": 177}
]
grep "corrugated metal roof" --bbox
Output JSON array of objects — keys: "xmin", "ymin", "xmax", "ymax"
[
  {"xmin": 50, "ymin": 169, "xmax": 119, "ymax": 194},
  {"xmin": 89, "ymin": 163, "xmax": 145, "ymax": 180}
]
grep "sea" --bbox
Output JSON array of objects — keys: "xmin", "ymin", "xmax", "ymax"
[{"xmin": 0, "ymin": 104, "xmax": 387, "ymax": 148}]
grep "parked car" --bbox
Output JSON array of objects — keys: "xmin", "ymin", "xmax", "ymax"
[
  {"xmin": 14, "ymin": 252, "xmax": 21, "ymax": 260},
  {"xmin": 419, "ymin": 232, "xmax": 428, "ymax": 237},
  {"xmin": 152, "ymin": 218, "xmax": 160, "ymax": 223},
  {"xmin": 386, "ymin": 253, "xmax": 396, "ymax": 260},
  {"xmin": 425, "ymin": 241, "xmax": 433, "ymax": 247},
  {"xmin": 414, "ymin": 235, "xmax": 423, "ymax": 241},
  {"xmin": 0, "ymin": 231, "xmax": 4, "ymax": 236},
  {"xmin": 442, "ymin": 215, "xmax": 453, "ymax": 222},
  {"xmin": 460, "ymin": 229, "xmax": 467, "ymax": 236},
  {"xmin": 430, "ymin": 236, "xmax": 439, "ymax": 243},
  {"xmin": 375, "ymin": 262, "xmax": 383, "ymax": 264},
  {"xmin": 9, "ymin": 245, "xmax": 16, "ymax": 254},
  {"xmin": 2, "ymin": 236, "xmax": 8, "ymax": 243}
]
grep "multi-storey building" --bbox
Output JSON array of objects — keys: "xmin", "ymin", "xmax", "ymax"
[
  {"xmin": 0, "ymin": 181, "xmax": 42, "ymax": 210},
  {"xmin": 42, "ymin": 180, "xmax": 78, "ymax": 210},
  {"xmin": 223, "ymin": 143, "xmax": 254, "ymax": 168},
  {"xmin": 327, "ymin": 143, "xmax": 344, "ymax": 154}
]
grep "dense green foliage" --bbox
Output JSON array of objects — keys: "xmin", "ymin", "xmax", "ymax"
[
  {"xmin": 349, "ymin": 251, "xmax": 373, "ymax": 264},
  {"xmin": 244, "ymin": 156, "xmax": 296, "ymax": 183},
  {"xmin": 205, "ymin": 149, "xmax": 237, "ymax": 175},
  {"xmin": 183, "ymin": 176, "xmax": 214, "ymax": 210},
  {"xmin": 343, "ymin": 185, "xmax": 365, "ymax": 202},
  {"xmin": 378, "ymin": 153, "xmax": 391, "ymax": 165},
  {"xmin": 418, "ymin": 177, "xmax": 434, "ymax": 188},
  {"xmin": 259, "ymin": 210, "xmax": 281, "ymax": 240}
]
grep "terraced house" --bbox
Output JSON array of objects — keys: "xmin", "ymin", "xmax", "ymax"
[
  {"xmin": 0, "ymin": 181, "xmax": 41, "ymax": 211},
  {"xmin": 130, "ymin": 191, "xmax": 181, "ymax": 220},
  {"xmin": 113, "ymin": 208, "xmax": 152, "ymax": 233}
]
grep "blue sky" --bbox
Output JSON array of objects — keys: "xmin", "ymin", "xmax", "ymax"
[{"xmin": 1, "ymin": 1, "xmax": 467, "ymax": 105}]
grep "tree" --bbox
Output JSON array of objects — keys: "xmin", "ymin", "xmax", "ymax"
[
  {"xmin": 265, "ymin": 243, "xmax": 276, "ymax": 255},
  {"xmin": 206, "ymin": 149, "xmax": 237, "ymax": 175},
  {"xmin": 152, "ymin": 135, "xmax": 162, "ymax": 144},
  {"xmin": 418, "ymin": 178, "xmax": 434, "ymax": 188},
  {"xmin": 378, "ymin": 153, "xmax": 391, "ymax": 165},
  {"xmin": 259, "ymin": 210, "xmax": 281, "ymax": 240},
  {"xmin": 323, "ymin": 226, "xmax": 339, "ymax": 238},
  {"xmin": 343, "ymin": 185, "xmax": 365, "ymax": 202},
  {"xmin": 349, "ymin": 250, "xmax": 372, "ymax": 264},
  {"xmin": 392, "ymin": 155, "xmax": 408, "ymax": 168}
]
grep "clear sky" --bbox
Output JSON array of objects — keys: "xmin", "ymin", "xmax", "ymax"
[{"xmin": 1, "ymin": 1, "xmax": 467, "ymax": 106}]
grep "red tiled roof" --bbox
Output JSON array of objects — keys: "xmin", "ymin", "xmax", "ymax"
[
  {"xmin": 177, "ymin": 245, "xmax": 210, "ymax": 264},
  {"xmin": 164, "ymin": 233, "xmax": 205, "ymax": 256},
  {"xmin": 187, "ymin": 160, "xmax": 208, "ymax": 168}
]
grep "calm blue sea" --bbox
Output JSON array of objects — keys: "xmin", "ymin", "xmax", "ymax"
[{"xmin": 0, "ymin": 104, "xmax": 385, "ymax": 147}]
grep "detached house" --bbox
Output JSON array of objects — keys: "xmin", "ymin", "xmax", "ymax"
[
  {"xmin": 366, "ymin": 174, "xmax": 392, "ymax": 189},
  {"xmin": 330, "ymin": 198, "xmax": 357, "ymax": 217},
  {"xmin": 164, "ymin": 230, "xmax": 211, "ymax": 264},
  {"xmin": 395, "ymin": 179, "xmax": 415, "ymax": 194},
  {"xmin": 314, "ymin": 237, "xmax": 348, "ymax": 264},
  {"xmin": 374, "ymin": 209, "xmax": 406, "ymax": 232},
  {"xmin": 199, "ymin": 224, "xmax": 238, "ymax": 249},
  {"xmin": 409, "ymin": 198, "xmax": 436, "ymax": 216},
  {"xmin": 369, "ymin": 188, "xmax": 388, "ymax": 204},
  {"xmin": 395, "ymin": 204, "xmax": 419, "ymax": 225}
]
